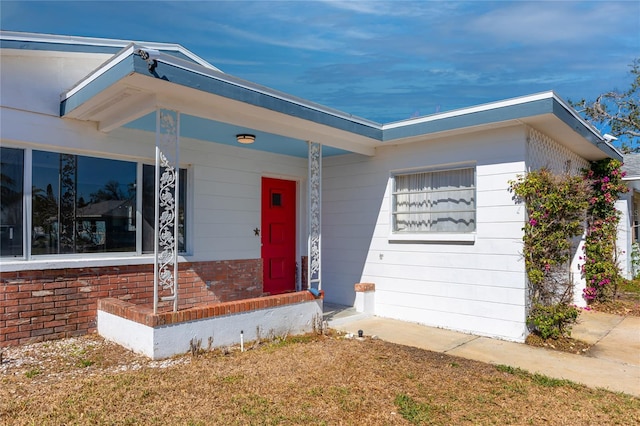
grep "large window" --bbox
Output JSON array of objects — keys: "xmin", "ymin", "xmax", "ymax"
[
  {"xmin": 1, "ymin": 147, "xmax": 24, "ymax": 257},
  {"xmin": 32, "ymin": 151, "xmax": 137, "ymax": 254},
  {"xmin": 0, "ymin": 148, "xmax": 188, "ymax": 258},
  {"xmin": 392, "ymin": 166, "xmax": 476, "ymax": 233}
]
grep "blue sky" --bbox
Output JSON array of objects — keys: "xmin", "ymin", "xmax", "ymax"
[{"xmin": 1, "ymin": 1, "xmax": 639, "ymax": 128}]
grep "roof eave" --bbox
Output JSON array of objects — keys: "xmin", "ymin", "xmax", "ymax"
[{"xmin": 60, "ymin": 48, "xmax": 381, "ymax": 156}]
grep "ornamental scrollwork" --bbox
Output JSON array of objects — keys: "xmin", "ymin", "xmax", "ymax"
[
  {"xmin": 154, "ymin": 110, "xmax": 179, "ymax": 309},
  {"xmin": 309, "ymin": 142, "xmax": 321, "ymax": 280}
]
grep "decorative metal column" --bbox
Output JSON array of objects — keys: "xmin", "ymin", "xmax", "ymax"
[
  {"xmin": 154, "ymin": 109, "xmax": 180, "ymax": 313},
  {"xmin": 308, "ymin": 141, "xmax": 322, "ymax": 291}
]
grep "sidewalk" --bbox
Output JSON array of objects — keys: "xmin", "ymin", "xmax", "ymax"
[{"xmin": 324, "ymin": 305, "xmax": 640, "ymax": 397}]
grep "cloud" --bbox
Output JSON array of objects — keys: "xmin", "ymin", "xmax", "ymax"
[
  {"xmin": 468, "ymin": 2, "xmax": 627, "ymax": 45},
  {"xmin": 1, "ymin": 0, "xmax": 637, "ymax": 124}
]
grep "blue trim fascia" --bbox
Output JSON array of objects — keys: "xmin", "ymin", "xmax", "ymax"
[
  {"xmin": 1, "ymin": 39, "xmax": 121, "ymax": 54},
  {"xmin": 139, "ymin": 60, "xmax": 383, "ymax": 140},
  {"xmin": 551, "ymin": 98, "xmax": 622, "ymax": 161},
  {"xmin": 382, "ymin": 98, "xmax": 554, "ymax": 141},
  {"xmin": 60, "ymin": 54, "xmax": 137, "ymax": 116},
  {"xmin": 59, "ymin": 54, "xmax": 619, "ymax": 161},
  {"xmin": 1, "ymin": 39, "xmax": 201, "ymax": 64}
]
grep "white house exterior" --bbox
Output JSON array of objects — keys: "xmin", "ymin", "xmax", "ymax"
[
  {"xmin": 619, "ymin": 155, "xmax": 640, "ymax": 279},
  {"xmin": 0, "ymin": 31, "xmax": 621, "ymax": 347}
]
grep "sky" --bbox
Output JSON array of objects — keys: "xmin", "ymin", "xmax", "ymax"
[{"xmin": 1, "ymin": 0, "xmax": 639, "ymax": 130}]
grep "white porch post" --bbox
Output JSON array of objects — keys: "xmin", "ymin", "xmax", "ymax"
[
  {"xmin": 308, "ymin": 141, "xmax": 322, "ymax": 291},
  {"xmin": 154, "ymin": 109, "xmax": 180, "ymax": 313}
]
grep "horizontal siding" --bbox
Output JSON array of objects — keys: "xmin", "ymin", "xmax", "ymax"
[
  {"xmin": 322, "ymin": 126, "xmax": 529, "ymax": 341},
  {"xmin": 361, "ymin": 255, "xmax": 523, "ymax": 280},
  {"xmin": 1, "ymin": 54, "xmax": 111, "ymax": 117},
  {"xmin": 185, "ymin": 138, "xmax": 307, "ymax": 262},
  {"xmin": 375, "ymin": 304, "xmax": 526, "ymax": 342},
  {"xmin": 2, "ymin": 107, "xmax": 308, "ymax": 265},
  {"xmin": 376, "ymin": 289, "xmax": 524, "ymax": 320}
]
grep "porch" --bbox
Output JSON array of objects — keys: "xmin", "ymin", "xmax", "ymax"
[{"xmin": 97, "ymin": 290, "xmax": 324, "ymax": 360}]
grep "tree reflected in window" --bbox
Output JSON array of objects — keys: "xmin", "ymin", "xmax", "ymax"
[
  {"xmin": 32, "ymin": 151, "xmax": 136, "ymax": 254},
  {"xmin": 1, "ymin": 147, "xmax": 24, "ymax": 257}
]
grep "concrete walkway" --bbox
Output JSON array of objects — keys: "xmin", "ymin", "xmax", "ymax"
[{"xmin": 324, "ymin": 305, "xmax": 640, "ymax": 397}]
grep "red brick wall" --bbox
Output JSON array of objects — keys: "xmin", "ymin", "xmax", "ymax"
[{"xmin": 0, "ymin": 259, "xmax": 262, "ymax": 347}]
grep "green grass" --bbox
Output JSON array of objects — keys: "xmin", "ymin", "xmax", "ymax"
[
  {"xmin": 24, "ymin": 368, "xmax": 42, "ymax": 378},
  {"xmin": 496, "ymin": 364, "xmax": 579, "ymax": 388},
  {"xmin": 394, "ymin": 393, "xmax": 433, "ymax": 424},
  {"xmin": 620, "ymin": 278, "xmax": 640, "ymax": 296}
]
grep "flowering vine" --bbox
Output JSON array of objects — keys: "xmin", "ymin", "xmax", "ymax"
[
  {"xmin": 510, "ymin": 169, "xmax": 590, "ymax": 338},
  {"xmin": 510, "ymin": 169, "xmax": 590, "ymax": 306},
  {"xmin": 582, "ymin": 159, "xmax": 627, "ymax": 302}
]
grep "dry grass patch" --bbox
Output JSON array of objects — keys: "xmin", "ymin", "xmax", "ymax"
[
  {"xmin": 1, "ymin": 333, "xmax": 638, "ymax": 425},
  {"xmin": 525, "ymin": 333, "xmax": 592, "ymax": 354},
  {"xmin": 591, "ymin": 281, "xmax": 640, "ymax": 316}
]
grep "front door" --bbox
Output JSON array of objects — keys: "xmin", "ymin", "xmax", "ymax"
[{"xmin": 261, "ymin": 177, "xmax": 296, "ymax": 295}]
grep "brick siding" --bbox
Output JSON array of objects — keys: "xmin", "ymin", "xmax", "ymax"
[{"xmin": 0, "ymin": 259, "xmax": 262, "ymax": 347}]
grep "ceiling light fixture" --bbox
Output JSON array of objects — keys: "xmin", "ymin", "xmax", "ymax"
[{"xmin": 236, "ymin": 134, "xmax": 256, "ymax": 144}]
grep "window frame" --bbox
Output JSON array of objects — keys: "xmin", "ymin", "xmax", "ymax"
[
  {"xmin": 0, "ymin": 146, "xmax": 190, "ymax": 261},
  {"xmin": 389, "ymin": 163, "xmax": 477, "ymax": 243}
]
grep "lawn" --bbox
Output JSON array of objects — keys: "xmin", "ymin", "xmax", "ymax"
[{"xmin": 1, "ymin": 332, "xmax": 638, "ymax": 425}]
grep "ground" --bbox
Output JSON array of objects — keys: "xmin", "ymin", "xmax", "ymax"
[
  {"xmin": 2, "ymin": 282, "xmax": 639, "ymax": 424},
  {"xmin": 590, "ymin": 279, "xmax": 640, "ymax": 316},
  {"xmin": 1, "ymin": 331, "xmax": 639, "ymax": 425},
  {"xmin": 525, "ymin": 280, "xmax": 640, "ymax": 353},
  {"xmin": 524, "ymin": 333, "xmax": 592, "ymax": 354}
]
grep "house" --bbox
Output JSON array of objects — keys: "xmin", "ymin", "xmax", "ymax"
[
  {"xmin": 619, "ymin": 154, "xmax": 640, "ymax": 279},
  {"xmin": 0, "ymin": 31, "xmax": 621, "ymax": 353}
]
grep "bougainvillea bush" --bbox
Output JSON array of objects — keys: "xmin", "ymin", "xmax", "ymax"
[
  {"xmin": 510, "ymin": 169, "xmax": 589, "ymax": 338},
  {"xmin": 510, "ymin": 168, "xmax": 590, "ymax": 305},
  {"xmin": 582, "ymin": 159, "xmax": 628, "ymax": 302},
  {"xmin": 511, "ymin": 159, "xmax": 628, "ymax": 339}
]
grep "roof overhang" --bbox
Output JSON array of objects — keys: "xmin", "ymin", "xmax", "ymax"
[
  {"xmin": 43, "ymin": 34, "xmax": 620, "ymax": 161},
  {"xmin": 60, "ymin": 44, "xmax": 381, "ymax": 157},
  {"xmin": 381, "ymin": 92, "xmax": 622, "ymax": 162}
]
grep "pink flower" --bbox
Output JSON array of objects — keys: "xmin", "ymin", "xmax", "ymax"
[
  {"xmin": 529, "ymin": 218, "xmax": 538, "ymax": 226},
  {"xmin": 583, "ymin": 287, "xmax": 598, "ymax": 300}
]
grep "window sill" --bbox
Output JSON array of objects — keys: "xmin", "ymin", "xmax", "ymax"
[
  {"xmin": 388, "ymin": 232, "xmax": 476, "ymax": 244},
  {"xmin": 0, "ymin": 254, "xmax": 192, "ymax": 272}
]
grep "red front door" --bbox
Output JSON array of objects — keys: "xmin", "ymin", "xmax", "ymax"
[{"xmin": 261, "ymin": 177, "xmax": 296, "ymax": 295}]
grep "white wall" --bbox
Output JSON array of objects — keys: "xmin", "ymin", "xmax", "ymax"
[
  {"xmin": 0, "ymin": 50, "xmax": 112, "ymax": 117},
  {"xmin": 322, "ymin": 127, "xmax": 529, "ymax": 341},
  {"xmin": 617, "ymin": 190, "xmax": 636, "ymax": 280},
  {"xmin": 1, "ymin": 49, "xmax": 308, "ymax": 271},
  {"xmin": 98, "ymin": 299, "xmax": 323, "ymax": 360}
]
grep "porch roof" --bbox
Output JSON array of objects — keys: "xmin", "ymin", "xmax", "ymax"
[{"xmin": 1, "ymin": 31, "xmax": 621, "ymax": 161}]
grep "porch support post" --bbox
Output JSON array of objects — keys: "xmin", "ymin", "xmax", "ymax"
[
  {"xmin": 308, "ymin": 141, "xmax": 322, "ymax": 291},
  {"xmin": 153, "ymin": 108, "xmax": 180, "ymax": 313}
]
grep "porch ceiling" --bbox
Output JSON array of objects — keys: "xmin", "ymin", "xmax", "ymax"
[{"xmin": 60, "ymin": 44, "xmax": 380, "ymax": 158}]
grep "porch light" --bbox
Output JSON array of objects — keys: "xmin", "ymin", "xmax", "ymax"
[{"xmin": 236, "ymin": 134, "xmax": 255, "ymax": 144}]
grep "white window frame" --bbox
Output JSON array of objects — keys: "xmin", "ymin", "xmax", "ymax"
[
  {"xmin": 389, "ymin": 163, "xmax": 477, "ymax": 243},
  {"xmin": 0, "ymin": 146, "xmax": 191, "ymax": 267}
]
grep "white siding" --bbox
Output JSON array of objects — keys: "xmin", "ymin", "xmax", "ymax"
[
  {"xmin": 1, "ymin": 50, "xmax": 112, "ymax": 117},
  {"xmin": 617, "ymin": 194, "xmax": 632, "ymax": 279},
  {"xmin": 322, "ymin": 127, "xmax": 529, "ymax": 341}
]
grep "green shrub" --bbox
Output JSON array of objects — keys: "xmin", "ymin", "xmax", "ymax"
[{"xmin": 527, "ymin": 303, "xmax": 579, "ymax": 339}]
